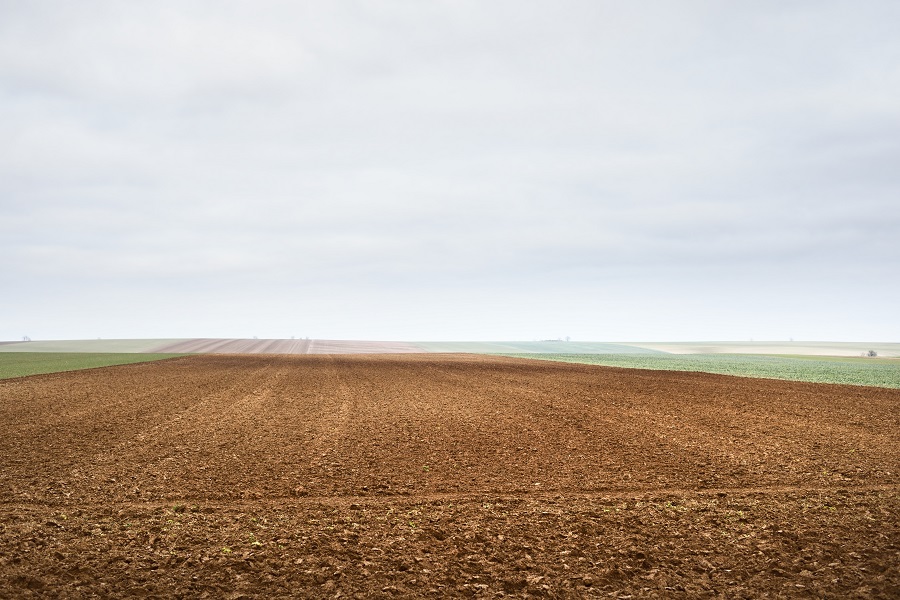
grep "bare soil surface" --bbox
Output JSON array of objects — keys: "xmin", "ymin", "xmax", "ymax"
[{"xmin": 1, "ymin": 354, "xmax": 897, "ymax": 598}]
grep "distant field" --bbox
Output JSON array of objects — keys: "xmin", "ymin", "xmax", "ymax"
[
  {"xmin": 506, "ymin": 353, "xmax": 900, "ymax": 389},
  {"xmin": 0, "ymin": 353, "xmax": 186, "ymax": 380},
  {"xmin": 630, "ymin": 341, "xmax": 900, "ymax": 357},
  {"xmin": 1, "ymin": 339, "xmax": 664, "ymax": 355},
  {"xmin": 415, "ymin": 341, "xmax": 664, "ymax": 354},
  {"xmin": 0, "ymin": 339, "xmax": 426, "ymax": 354},
  {"xmin": 0, "ymin": 339, "xmax": 185, "ymax": 353},
  {"xmin": 152, "ymin": 338, "xmax": 424, "ymax": 354},
  {"xmin": 3, "ymin": 339, "xmax": 898, "ymax": 358}
]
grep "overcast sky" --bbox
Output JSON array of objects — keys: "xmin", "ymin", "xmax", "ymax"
[{"xmin": 2, "ymin": 1, "xmax": 898, "ymax": 342}]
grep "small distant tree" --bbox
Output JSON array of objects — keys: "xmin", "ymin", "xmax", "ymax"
[{"xmin": 867, "ymin": 350, "xmax": 878, "ymax": 357}]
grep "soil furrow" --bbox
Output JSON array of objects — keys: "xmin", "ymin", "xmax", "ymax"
[{"xmin": 1, "ymin": 483, "xmax": 898, "ymax": 511}]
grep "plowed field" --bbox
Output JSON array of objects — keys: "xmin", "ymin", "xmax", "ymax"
[
  {"xmin": 150, "ymin": 339, "xmax": 425, "ymax": 354},
  {"xmin": 1, "ymin": 355, "xmax": 898, "ymax": 598}
]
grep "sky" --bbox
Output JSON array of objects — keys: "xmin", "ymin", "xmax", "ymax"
[{"xmin": 2, "ymin": 0, "xmax": 899, "ymax": 342}]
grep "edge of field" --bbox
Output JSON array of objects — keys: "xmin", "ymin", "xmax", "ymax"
[
  {"xmin": 0, "ymin": 353, "xmax": 189, "ymax": 380},
  {"xmin": 498, "ymin": 353, "xmax": 900, "ymax": 389}
]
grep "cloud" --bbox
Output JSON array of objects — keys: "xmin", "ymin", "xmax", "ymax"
[{"xmin": 2, "ymin": 1, "xmax": 899, "ymax": 340}]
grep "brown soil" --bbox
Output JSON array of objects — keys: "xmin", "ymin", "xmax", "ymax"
[{"xmin": 1, "ymin": 354, "xmax": 898, "ymax": 598}]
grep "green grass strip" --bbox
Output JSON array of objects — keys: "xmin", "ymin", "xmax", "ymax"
[
  {"xmin": 0, "ymin": 353, "xmax": 187, "ymax": 380},
  {"xmin": 499, "ymin": 353, "xmax": 900, "ymax": 389}
]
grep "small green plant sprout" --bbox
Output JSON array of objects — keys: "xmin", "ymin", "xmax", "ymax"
[
  {"xmin": 221, "ymin": 547, "xmax": 232, "ymax": 554},
  {"xmin": 249, "ymin": 533, "xmax": 262, "ymax": 547},
  {"xmin": 422, "ymin": 465, "xmax": 430, "ymax": 472},
  {"xmin": 172, "ymin": 504, "xmax": 185, "ymax": 514}
]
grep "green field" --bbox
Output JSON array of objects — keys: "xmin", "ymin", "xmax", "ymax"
[
  {"xmin": 0, "ymin": 339, "xmax": 185, "ymax": 353},
  {"xmin": 503, "ymin": 353, "xmax": 900, "ymax": 389},
  {"xmin": 0, "ymin": 353, "xmax": 186, "ymax": 380},
  {"xmin": 626, "ymin": 341, "xmax": 900, "ymax": 358}
]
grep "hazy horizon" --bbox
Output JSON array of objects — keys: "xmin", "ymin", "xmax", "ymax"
[{"xmin": 3, "ymin": 1, "xmax": 899, "ymax": 343}]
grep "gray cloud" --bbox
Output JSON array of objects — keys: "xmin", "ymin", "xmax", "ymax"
[{"xmin": 2, "ymin": 1, "xmax": 899, "ymax": 341}]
